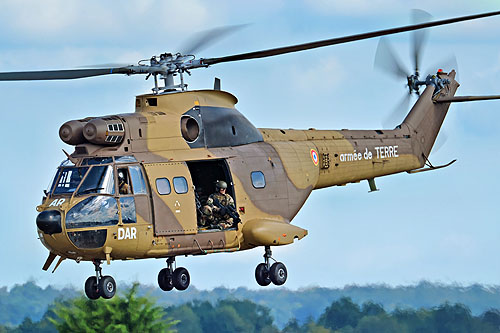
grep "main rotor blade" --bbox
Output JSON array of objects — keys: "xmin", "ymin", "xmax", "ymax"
[
  {"xmin": 202, "ymin": 10, "xmax": 500, "ymax": 66},
  {"xmin": 411, "ymin": 9, "xmax": 433, "ymax": 74},
  {"xmin": 435, "ymin": 95, "xmax": 500, "ymax": 103},
  {"xmin": 0, "ymin": 67, "xmax": 133, "ymax": 81},
  {"xmin": 180, "ymin": 24, "xmax": 248, "ymax": 55},
  {"xmin": 374, "ymin": 37, "xmax": 408, "ymax": 79}
]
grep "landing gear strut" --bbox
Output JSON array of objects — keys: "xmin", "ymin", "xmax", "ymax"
[
  {"xmin": 158, "ymin": 257, "xmax": 190, "ymax": 291},
  {"xmin": 255, "ymin": 246, "xmax": 287, "ymax": 286},
  {"xmin": 84, "ymin": 260, "xmax": 116, "ymax": 300}
]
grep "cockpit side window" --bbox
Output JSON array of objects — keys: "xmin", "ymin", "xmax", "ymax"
[
  {"xmin": 52, "ymin": 167, "xmax": 89, "ymax": 195},
  {"xmin": 129, "ymin": 165, "xmax": 147, "ymax": 195},
  {"xmin": 77, "ymin": 165, "xmax": 115, "ymax": 196},
  {"xmin": 117, "ymin": 168, "xmax": 131, "ymax": 195}
]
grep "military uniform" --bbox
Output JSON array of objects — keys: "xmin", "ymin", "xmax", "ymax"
[
  {"xmin": 119, "ymin": 180, "xmax": 130, "ymax": 195},
  {"xmin": 204, "ymin": 192, "xmax": 235, "ymax": 229}
]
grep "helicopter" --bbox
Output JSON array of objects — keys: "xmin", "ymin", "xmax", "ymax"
[{"xmin": 1, "ymin": 10, "xmax": 500, "ymax": 300}]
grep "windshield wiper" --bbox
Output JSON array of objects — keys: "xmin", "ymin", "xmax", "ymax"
[{"xmin": 78, "ymin": 187, "xmax": 105, "ymax": 195}]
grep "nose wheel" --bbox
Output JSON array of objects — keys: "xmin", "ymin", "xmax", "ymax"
[
  {"xmin": 158, "ymin": 257, "xmax": 190, "ymax": 292},
  {"xmin": 84, "ymin": 260, "xmax": 116, "ymax": 300},
  {"xmin": 255, "ymin": 246, "xmax": 287, "ymax": 286}
]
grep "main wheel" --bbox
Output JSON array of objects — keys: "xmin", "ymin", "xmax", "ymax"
[
  {"xmin": 158, "ymin": 268, "xmax": 174, "ymax": 291},
  {"xmin": 99, "ymin": 275, "xmax": 116, "ymax": 299},
  {"xmin": 255, "ymin": 263, "xmax": 271, "ymax": 286},
  {"xmin": 84, "ymin": 276, "xmax": 100, "ymax": 300},
  {"xmin": 270, "ymin": 262, "xmax": 287, "ymax": 285},
  {"xmin": 172, "ymin": 267, "xmax": 190, "ymax": 291}
]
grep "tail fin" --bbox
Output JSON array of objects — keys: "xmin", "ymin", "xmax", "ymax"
[{"xmin": 402, "ymin": 70, "xmax": 459, "ymax": 161}]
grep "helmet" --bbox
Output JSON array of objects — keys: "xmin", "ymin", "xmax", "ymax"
[
  {"xmin": 118, "ymin": 171, "xmax": 125, "ymax": 180},
  {"xmin": 215, "ymin": 180, "xmax": 227, "ymax": 190}
]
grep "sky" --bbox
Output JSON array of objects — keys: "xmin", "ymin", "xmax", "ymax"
[{"xmin": 1, "ymin": 0, "xmax": 500, "ymax": 292}]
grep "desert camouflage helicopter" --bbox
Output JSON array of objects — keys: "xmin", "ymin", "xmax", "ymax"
[{"xmin": 2, "ymin": 10, "xmax": 500, "ymax": 300}]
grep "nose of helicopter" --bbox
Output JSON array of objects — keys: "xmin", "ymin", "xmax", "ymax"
[{"xmin": 36, "ymin": 210, "xmax": 62, "ymax": 235}]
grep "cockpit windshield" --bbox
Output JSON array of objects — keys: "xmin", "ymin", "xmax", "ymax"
[
  {"xmin": 77, "ymin": 165, "xmax": 115, "ymax": 196},
  {"xmin": 49, "ymin": 157, "xmax": 133, "ymax": 196},
  {"xmin": 52, "ymin": 167, "xmax": 89, "ymax": 195}
]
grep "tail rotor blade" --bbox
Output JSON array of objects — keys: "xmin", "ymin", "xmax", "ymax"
[
  {"xmin": 382, "ymin": 93, "xmax": 411, "ymax": 128},
  {"xmin": 411, "ymin": 9, "xmax": 433, "ymax": 74},
  {"xmin": 431, "ymin": 131, "xmax": 448, "ymax": 155},
  {"xmin": 426, "ymin": 54, "xmax": 459, "ymax": 81},
  {"xmin": 374, "ymin": 37, "xmax": 409, "ymax": 79}
]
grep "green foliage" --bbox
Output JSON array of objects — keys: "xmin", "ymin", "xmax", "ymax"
[
  {"xmin": 432, "ymin": 303, "xmax": 473, "ymax": 333},
  {"xmin": 165, "ymin": 299, "xmax": 278, "ymax": 333},
  {"xmin": 318, "ymin": 297, "xmax": 361, "ymax": 330},
  {"xmin": 6, "ymin": 281, "xmax": 500, "ymax": 332},
  {"xmin": 6, "ymin": 315, "xmax": 56, "ymax": 333},
  {"xmin": 49, "ymin": 283, "xmax": 177, "ymax": 333},
  {"xmin": 355, "ymin": 314, "xmax": 405, "ymax": 333},
  {"xmin": 0, "ymin": 282, "xmax": 75, "ymax": 327},
  {"xmin": 7, "ymin": 281, "xmax": 500, "ymax": 329},
  {"xmin": 481, "ymin": 309, "xmax": 500, "ymax": 330}
]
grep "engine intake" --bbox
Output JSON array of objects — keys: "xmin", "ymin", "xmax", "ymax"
[
  {"xmin": 59, "ymin": 120, "xmax": 87, "ymax": 145},
  {"xmin": 84, "ymin": 118, "xmax": 125, "ymax": 145},
  {"xmin": 59, "ymin": 118, "xmax": 126, "ymax": 146}
]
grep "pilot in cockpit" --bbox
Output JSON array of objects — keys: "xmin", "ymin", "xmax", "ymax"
[{"xmin": 118, "ymin": 170, "xmax": 130, "ymax": 195}]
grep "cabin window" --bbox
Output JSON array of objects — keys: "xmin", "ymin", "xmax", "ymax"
[
  {"xmin": 77, "ymin": 165, "xmax": 115, "ymax": 196},
  {"xmin": 156, "ymin": 178, "xmax": 171, "ymax": 195},
  {"xmin": 173, "ymin": 177, "xmax": 188, "ymax": 194},
  {"xmin": 129, "ymin": 166, "xmax": 147, "ymax": 194},
  {"xmin": 251, "ymin": 171, "xmax": 266, "ymax": 189},
  {"xmin": 66, "ymin": 196, "xmax": 119, "ymax": 229}
]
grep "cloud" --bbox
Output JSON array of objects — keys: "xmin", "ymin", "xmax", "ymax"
[
  {"xmin": 305, "ymin": 0, "xmax": 499, "ymax": 16},
  {"xmin": 287, "ymin": 56, "xmax": 345, "ymax": 93},
  {"xmin": 0, "ymin": 0, "xmax": 213, "ymax": 42}
]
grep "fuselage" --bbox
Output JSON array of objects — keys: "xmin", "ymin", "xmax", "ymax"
[{"xmin": 36, "ymin": 71, "xmax": 458, "ymax": 265}]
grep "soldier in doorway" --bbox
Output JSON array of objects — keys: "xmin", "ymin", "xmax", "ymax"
[{"xmin": 203, "ymin": 180, "xmax": 235, "ymax": 229}]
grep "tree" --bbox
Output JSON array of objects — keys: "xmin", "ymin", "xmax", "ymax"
[
  {"xmin": 432, "ymin": 303, "xmax": 473, "ymax": 333},
  {"xmin": 361, "ymin": 301, "xmax": 385, "ymax": 317},
  {"xmin": 318, "ymin": 297, "xmax": 361, "ymax": 330},
  {"xmin": 49, "ymin": 283, "xmax": 177, "ymax": 333},
  {"xmin": 355, "ymin": 315, "xmax": 405, "ymax": 333},
  {"xmin": 165, "ymin": 304, "xmax": 202, "ymax": 333},
  {"xmin": 282, "ymin": 318, "xmax": 301, "ymax": 333},
  {"xmin": 482, "ymin": 309, "xmax": 500, "ymax": 330},
  {"xmin": 7, "ymin": 316, "xmax": 56, "ymax": 333}
]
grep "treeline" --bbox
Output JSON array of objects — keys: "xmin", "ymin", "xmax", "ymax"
[
  {"xmin": 2, "ymin": 284, "xmax": 500, "ymax": 332},
  {"xmin": 4, "ymin": 281, "xmax": 500, "ymax": 328}
]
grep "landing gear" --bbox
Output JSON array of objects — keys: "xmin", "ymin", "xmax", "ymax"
[
  {"xmin": 157, "ymin": 257, "xmax": 191, "ymax": 292},
  {"xmin": 84, "ymin": 260, "xmax": 116, "ymax": 300},
  {"xmin": 254, "ymin": 246, "xmax": 287, "ymax": 286}
]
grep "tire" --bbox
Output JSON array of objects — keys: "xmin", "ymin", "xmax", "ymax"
[
  {"xmin": 270, "ymin": 262, "xmax": 287, "ymax": 286},
  {"xmin": 84, "ymin": 276, "xmax": 100, "ymax": 300},
  {"xmin": 158, "ymin": 268, "xmax": 174, "ymax": 291},
  {"xmin": 99, "ymin": 275, "xmax": 116, "ymax": 299},
  {"xmin": 172, "ymin": 267, "xmax": 190, "ymax": 291},
  {"xmin": 255, "ymin": 263, "xmax": 271, "ymax": 286}
]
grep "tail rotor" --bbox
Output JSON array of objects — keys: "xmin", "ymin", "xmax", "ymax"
[{"xmin": 374, "ymin": 9, "xmax": 434, "ymax": 127}]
